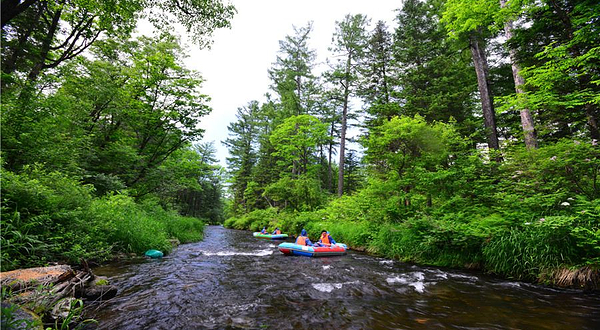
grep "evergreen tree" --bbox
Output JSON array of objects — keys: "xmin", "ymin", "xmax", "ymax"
[
  {"xmin": 173, "ymin": 142, "xmax": 224, "ymax": 223},
  {"xmin": 343, "ymin": 149, "xmax": 364, "ymax": 195},
  {"xmin": 223, "ymin": 101, "xmax": 261, "ymax": 214},
  {"xmin": 393, "ymin": 0, "xmax": 477, "ymax": 138},
  {"xmin": 359, "ymin": 20, "xmax": 398, "ymax": 129},
  {"xmin": 327, "ymin": 13, "xmax": 370, "ymax": 196},
  {"xmin": 268, "ymin": 22, "xmax": 320, "ymax": 117}
]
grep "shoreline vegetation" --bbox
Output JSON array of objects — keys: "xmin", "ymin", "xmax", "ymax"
[
  {"xmin": 224, "ymin": 139, "xmax": 599, "ymax": 291},
  {"xmin": 1, "ymin": 166, "xmax": 207, "ymax": 272}
]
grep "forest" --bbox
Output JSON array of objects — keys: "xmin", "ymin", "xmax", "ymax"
[
  {"xmin": 1, "ymin": 0, "xmax": 599, "ymax": 289},
  {"xmin": 1, "ymin": 0, "xmax": 234, "ymax": 271},
  {"xmin": 223, "ymin": 0, "xmax": 599, "ymax": 286}
]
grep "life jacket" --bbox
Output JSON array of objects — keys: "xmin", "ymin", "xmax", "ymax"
[
  {"xmin": 296, "ymin": 235, "xmax": 308, "ymax": 245},
  {"xmin": 261, "ymin": 229, "xmax": 267, "ymax": 234},
  {"xmin": 274, "ymin": 229, "xmax": 281, "ymax": 235},
  {"xmin": 320, "ymin": 233, "xmax": 331, "ymax": 245}
]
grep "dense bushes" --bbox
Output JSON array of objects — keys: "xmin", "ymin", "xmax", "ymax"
[{"xmin": 1, "ymin": 165, "xmax": 205, "ymax": 271}]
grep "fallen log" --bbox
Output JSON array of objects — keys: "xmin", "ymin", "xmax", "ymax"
[
  {"xmin": 0, "ymin": 265, "xmax": 75, "ymax": 292},
  {"xmin": 0, "ymin": 263, "xmax": 117, "ymax": 326}
]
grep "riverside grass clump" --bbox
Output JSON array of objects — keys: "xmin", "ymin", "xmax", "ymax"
[
  {"xmin": 483, "ymin": 213, "xmax": 600, "ymax": 281},
  {"xmin": 1, "ymin": 166, "xmax": 205, "ymax": 271}
]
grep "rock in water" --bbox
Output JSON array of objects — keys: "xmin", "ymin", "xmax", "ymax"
[
  {"xmin": 82, "ymin": 277, "xmax": 118, "ymax": 300},
  {"xmin": 51, "ymin": 297, "xmax": 77, "ymax": 320}
]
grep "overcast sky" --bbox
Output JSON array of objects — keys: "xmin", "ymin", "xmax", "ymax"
[{"xmin": 159, "ymin": 0, "xmax": 402, "ymax": 166}]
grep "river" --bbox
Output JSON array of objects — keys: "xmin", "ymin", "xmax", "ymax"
[{"xmin": 87, "ymin": 225, "xmax": 600, "ymax": 329}]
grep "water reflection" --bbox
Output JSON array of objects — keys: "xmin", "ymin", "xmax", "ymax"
[{"xmin": 87, "ymin": 225, "xmax": 600, "ymax": 329}]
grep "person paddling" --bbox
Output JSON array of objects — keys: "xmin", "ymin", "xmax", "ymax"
[
  {"xmin": 272, "ymin": 227, "xmax": 282, "ymax": 235},
  {"xmin": 260, "ymin": 227, "xmax": 267, "ymax": 234},
  {"xmin": 295, "ymin": 229, "xmax": 313, "ymax": 246},
  {"xmin": 317, "ymin": 230, "xmax": 336, "ymax": 247}
]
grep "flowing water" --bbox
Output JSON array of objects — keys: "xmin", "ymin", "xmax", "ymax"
[{"xmin": 87, "ymin": 225, "xmax": 600, "ymax": 329}]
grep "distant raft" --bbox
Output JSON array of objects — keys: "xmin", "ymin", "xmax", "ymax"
[
  {"xmin": 253, "ymin": 232, "xmax": 289, "ymax": 240},
  {"xmin": 144, "ymin": 249, "xmax": 164, "ymax": 258},
  {"xmin": 278, "ymin": 242, "xmax": 347, "ymax": 257}
]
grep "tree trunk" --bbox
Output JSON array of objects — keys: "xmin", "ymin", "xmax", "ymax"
[
  {"xmin": 2, "ymin": 5, "xmax": 42, "ymax": 78},
  {"xmin": 26, "ymin": 4, "xmax": 62, "ymax": 85},
  {"xmin": 500, "ymin": 0, "xmax": 538, "ymax": 149},
  {"xmin": 327, "ymin": 122, "xmax": 334, "ymax": 193},
  {"xmin": 1, "ymin": 0, "xmax": 38, "ymax": 27},
  {"xmin": 585, "ymin": 103, "xmax": 600, "ymax": 141},
  {"xmin": 469, "ymin": 31, "xmax": 500, "ymax": 150},
  {"xmin": 338, "ymin": 97, "xmax": 348, "ymax": 196},
  {"xmin": 296, "ymin": 76, "xmax": 302, "ymax": 115},
  {"xmin": 338, "ymin": 58, "xmax": 351, "ymax": 196}
]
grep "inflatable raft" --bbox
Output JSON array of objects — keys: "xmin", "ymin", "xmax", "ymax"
[
  {"xmin": 253, "ymin": 232, "xmax": 289, "ymax": 240},
  {"xmin": 144, "ymin": 249, "xmax": 163, "ymax": 258},
  {"xmin": 278, "ymin": 242, "xmax": 347, "ymax": 257}
]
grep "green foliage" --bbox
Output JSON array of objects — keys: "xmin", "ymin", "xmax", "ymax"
[
  {"xmin": 263, "ymin": 175, "xmax": 327, "ymax": 211},
  {"xmin": 159, "ymin": 143, "xmax": 224, "ymax": 223},
  {"xmin": 224, "ymin": 208, "xmax": 280, "ymax": 231},
  {"xmin": 1, "ymin": 164, "xmax": 205, "ymax": 271},
  {"xmin": 143, "ymin": 200, "xmax": 205, "ymax": 244},
  {"xmin": 501, "ymin": 139, "xmax": 599, "ymax": 203},
  {"xmin": 365, "ymin": 115, "xmax": 456, "ymax": 173},
  {"xmin": 225, "ymin": 135, "xmax": 599, "ymax": 282},
  {"xmin": 95, "ymin": 279, "xmax": 109, "ymax": 286},
  {"xmin": 442, "ymin": 0, "xmax": 528, "ymax": 40},
  {"xmin": 152, "ymin": 0, "xmax": 236, "ymax": 48},
  {"xmin": 393, "ymin": 0, "xmax": 478, "ymax": 137},
  {"xmin": 0, "ymin": 0, "xmax": 228, "ymax": 272},
  {"xmin": 270, "ymin": 115, "xmax": 329, "ymax": 176},
  {"xmin": 516, "ymin": 0, "xmax": 600, "ymax": 140},
  {"xmin": 483, "ymin": 217, "xmax": 581, "ymax": 280},
  {"xmin": 309, "ymin": 220, "xmax": 376, "ymax": 249},
  {"xmin": 85, "ymin": 195, "xmax": 171, "ymax": 254},
  {"xmin": 1, "ymin": 165, "xmax": 97, "ymax": 270}
]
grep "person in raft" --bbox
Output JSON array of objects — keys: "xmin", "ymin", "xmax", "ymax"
[
  {"xmin": 316, "ymin": 230, "xmax": 337, "ymax": 247},
  {"xmin": 295, "ymin": 229, "xmax": 314, "ymax": 246},
  {"xmin": 260, "ymin": 227, "xmax": 268, "ymax": 234},
  {"xmin": 272, "ymin": 227, "xmax": 282, "ymax": 235}
]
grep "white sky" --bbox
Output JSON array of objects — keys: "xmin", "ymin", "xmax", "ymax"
[{"xmin": 160, "ymin": 0, "xmax": 402, "ymax": 166}]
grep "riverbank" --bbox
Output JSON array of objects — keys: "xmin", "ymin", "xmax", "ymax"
[{"xmin": 224, "ymin": 208, "xmax": 599, "ymax": 291}]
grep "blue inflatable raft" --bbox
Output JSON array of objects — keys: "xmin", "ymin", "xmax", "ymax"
[
  {"xmin": 278, "ymin": 242, "xmax": 347, "ymax": 257},
  {"xmin": 253, "ymin": 232, "xmax": 288, "ymax": 240}
]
